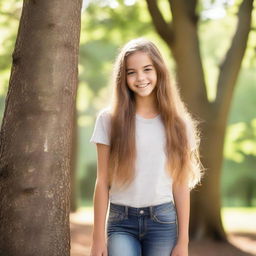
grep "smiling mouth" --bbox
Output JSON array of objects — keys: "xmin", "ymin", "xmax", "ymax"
[{"xmin": 136, "ymin": 83, "xmax": 149, "ymax": 88}]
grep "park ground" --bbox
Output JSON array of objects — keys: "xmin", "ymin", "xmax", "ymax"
[{"xmin": 70, "ymin": 207, "xmax": 256, "ymax": 256}]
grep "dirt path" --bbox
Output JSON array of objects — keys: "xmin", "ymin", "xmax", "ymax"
[{"xmin": 70, "ymin": 210, "xmax": 256, "ymax": 256}]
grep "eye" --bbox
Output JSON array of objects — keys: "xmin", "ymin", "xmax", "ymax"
[
  {"xmin": 127, "ymin": 71, "xmax": 135, "ymax": 75},
  {"xmin": 144, "ymin": 68, "xmax": 152, "ymax": 72}
]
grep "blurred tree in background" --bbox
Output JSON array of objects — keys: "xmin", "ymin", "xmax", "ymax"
[
  {"xmin": 145, "ymin": 0, "xmax": 254, "ymax": 241},
  {"xmin": 0, "ymin": 0, "xmax": 255, "ymax": 243}
]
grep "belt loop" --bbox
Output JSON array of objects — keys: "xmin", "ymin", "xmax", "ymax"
[
  {"xmin": 149, "ymin": 206, "xmax": 153, "ymax": 219},
  {"xmin": 125, "ymin": 206, "xmax": 128, "ymax": 218}
]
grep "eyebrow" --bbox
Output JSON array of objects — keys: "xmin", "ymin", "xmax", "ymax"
[{"xmin": 126, "ymin": 64, "xmax": 153, "ymax": 71}]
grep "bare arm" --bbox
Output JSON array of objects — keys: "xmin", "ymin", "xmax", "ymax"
[
  {"xmin": 91, "ymin": 143, "xmax": 110, "ymax": 255},
  {"xmin": 172, "ymin": 181, "xmax": 190, "ymax": 245}
]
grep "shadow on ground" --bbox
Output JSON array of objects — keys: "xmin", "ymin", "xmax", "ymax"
[
  {"xmin": 189, "ymin": 234, "xmax": 256, "ymax": 256},
  {"xmin": 70, "ymin": 220, "xmax": 256, "ymax": 256}
]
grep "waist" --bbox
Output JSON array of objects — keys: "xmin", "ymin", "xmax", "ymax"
[{"xmin": 109, "ymin": 201, "xmax": 175, "ymax": 217}]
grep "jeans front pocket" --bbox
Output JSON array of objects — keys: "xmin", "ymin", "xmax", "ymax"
[
  {"xmin": 152, "ymin": 203, "xmax": 177, "ymax": 224},
  {"xmin": 108, "ymin": 208, "xmax": 125, "ymax": 223}
]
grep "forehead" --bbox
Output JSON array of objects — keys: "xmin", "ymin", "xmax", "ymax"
[{"xmin": 126, "ymin": 51, "xmax": 153, "ymax": 69}]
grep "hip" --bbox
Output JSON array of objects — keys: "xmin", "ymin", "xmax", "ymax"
[{"xmin": 107, "ymin": 201, "xmax": 177, "ymax": 237}]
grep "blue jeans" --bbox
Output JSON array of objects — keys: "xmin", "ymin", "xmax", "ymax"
[{"xmin": 107, "ymin": 201, "xmax": 178, "ymax": 256}]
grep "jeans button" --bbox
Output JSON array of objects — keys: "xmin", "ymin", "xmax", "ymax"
[{"xmin": 139, "ymin": 210, "xmax": 144, "ymax": 214}]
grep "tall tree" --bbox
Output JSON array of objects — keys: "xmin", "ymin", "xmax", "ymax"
[
  {"xmin": 145, "ymin": 0, "xmax": 254, "ymax": 241},
  {"xmin": 70, "ymin": 102, "xmax": 78, "ymax": 212},
  {"xmin": 0, "ymin": 0, "xmax": 82, "ymax": 255}
]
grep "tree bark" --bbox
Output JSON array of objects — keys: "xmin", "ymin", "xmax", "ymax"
[
  {"xmin": 145, "ymin": 0, "xmax": 254, "ymax": 241},
  {"xmin": 0, "ymin": 0, "xmax": 82, "ymax": 255},
  {"xmin": 70, "ymin": 100, "xmax": 78, "ymax": 212}
]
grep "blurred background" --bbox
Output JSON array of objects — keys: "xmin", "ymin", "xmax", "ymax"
[{"xmin": 0, "ymin": 0, "xmax": 255, "ymax": 255}]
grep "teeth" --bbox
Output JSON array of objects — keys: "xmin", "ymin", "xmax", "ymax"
[{"xmin": 137, "ymin": 83, "xmax": 149, "ymax": 88}]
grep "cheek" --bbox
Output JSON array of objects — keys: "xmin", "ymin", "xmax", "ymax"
[
  {"xmin": 148, "ymin": 73, "xmax": 157, "ymax": 83},
  {"xmin": 151, "ymin": 73, "xmax": 157, "ymax": 83},
  {"xmin": 126, "ymin": 76, "xmax": 134, "ymax": 86}
]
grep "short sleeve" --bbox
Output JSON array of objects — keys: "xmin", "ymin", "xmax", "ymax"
[
  {"xmin": 185, "ymin": 118, "xmax": 197, "ymax": 150},
  {"xmin": 90, "ymin": 110, "xmax": 111, "ymax": 146}
]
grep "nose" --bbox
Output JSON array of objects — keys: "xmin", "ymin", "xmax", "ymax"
[{"xmin": 136, "ymin": 71, "xmax": 146, "ymax": 82}]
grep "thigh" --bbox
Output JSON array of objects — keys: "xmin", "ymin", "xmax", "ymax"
[
  {"xmin": 107, "ymin": 205, "xmax": 141, "ymax": 256},
  {"xmin": 142, "ymin": 224, "xmax": 177, "ymax": 256},
  {"xmin": 142, "ymin": 203, "xmax": 178, "ymax": 256},
  {"xmin": 108, "ymin": 233, "xmax": 141, "ymax": 256}
]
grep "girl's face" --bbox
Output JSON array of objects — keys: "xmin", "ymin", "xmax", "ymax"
[{"xmin": 126, "ymin": 51, "xmax": 157, "ymax": 99}]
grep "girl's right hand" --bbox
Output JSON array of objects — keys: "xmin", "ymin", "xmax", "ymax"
[{"xmin": 90, "ymin": 240, "xmax": 108, "ymax": 256}]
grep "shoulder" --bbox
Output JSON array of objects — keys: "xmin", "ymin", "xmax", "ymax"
[
  {"xmin": 95, "ymin": 107, "xmax": 112, "ymax": 129},
  {"xmin": 97, "ymin": 107, "xmax": 112, "ymax": 120},
  {"xmin": 99, "ymin": 106, "xmax": 112, "ymax": 116},
  {"xmin": 90, "ymin": 107, "xmax": 112, "ymax": 145}
]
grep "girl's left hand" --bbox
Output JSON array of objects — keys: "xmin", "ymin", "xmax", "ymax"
[{"xmin": 171, "ymin": 241, "xmax": 188, "ymax": 256}]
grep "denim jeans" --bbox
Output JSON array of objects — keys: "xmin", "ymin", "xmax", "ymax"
[{"xmin": 107, "ymin": 201, "xmax": 178, "ymax": 256}]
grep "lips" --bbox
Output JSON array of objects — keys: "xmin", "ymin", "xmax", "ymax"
[{"xmin": 136, "ymin": 83, "xmax": 149, "ymax": 88}]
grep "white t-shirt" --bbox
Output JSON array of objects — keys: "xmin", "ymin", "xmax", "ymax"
[{"xmin": 90, "ymin": 108, "xmax": 196, "ymax": 207}]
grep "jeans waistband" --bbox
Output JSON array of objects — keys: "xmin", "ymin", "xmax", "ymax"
[{"xmin": 109, "ymin": 201, "xmax": 175, "ymax": 217}]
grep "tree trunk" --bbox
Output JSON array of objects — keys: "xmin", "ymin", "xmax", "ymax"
[
  {"xmin": 190, "ymin": 118, "xmax": 227, "ymax": 241},
  {"xmin": 146, "ymin": 0, "xmax": 254, "ymax": 241},
  {"xmin": 70, "ymin": 100, "xmax": 78, "ymax": 212},
  {"xmin": 0, "ymin": 0, "xmax": 82, "ymax": 255}
]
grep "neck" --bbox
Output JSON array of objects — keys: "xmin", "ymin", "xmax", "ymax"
[{"xmin": 135, "ymin": 94, "xmax": 159, "ymax": 115}]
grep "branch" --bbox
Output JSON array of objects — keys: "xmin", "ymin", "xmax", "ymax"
[
  {"xmin": 215, "ymin": 0, "xmax": 254, "ymax": 111},
  {"xmin": 167, "ymin": 0, "xmax": 208, "ymax": 107},
  {"xmin": 145, "ymin": 0, "xmax": 174, "ymax": 46},
  {"xmin": 169, "ymin": 0, "xmax": 199, "ymax": 25}
]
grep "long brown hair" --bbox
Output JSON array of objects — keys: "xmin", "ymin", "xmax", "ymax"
[{"xmin": 108, "ymin": 38, "xmax": 204, "ymax": 190}]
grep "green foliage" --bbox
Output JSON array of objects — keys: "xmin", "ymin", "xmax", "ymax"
[
  {"xmin": 195, "ymin": 2, "xmax": 256, "ymax": 207},
  {"xmin": 222, "ymin": 67, "xmax": 256, "ymax": 207},
  {"xmin": 79, "ymin": 0, "xmax": 155, "ymax": 96},
  {"xmin": 0, "ymin": 0, "xmax": 21, "ymax": 120},
  {"xmin": 199, "ymin": 13, "xmax": 237, "ymax": 101},
  {"xmin": 79, "ymin": 162, "xmax": 97, "ymax": 202},
  {"xmin": 79, "ymin": 40, "xmax": 117, "ymax": 95},
  {"xmin": 229, "ymin": 69, "xmax": 256, "ymax": 123}
]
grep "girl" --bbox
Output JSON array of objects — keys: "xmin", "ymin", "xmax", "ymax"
[{"xmin": 89, "ymin": 38, "xmax": 203, "ymax": 256}]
